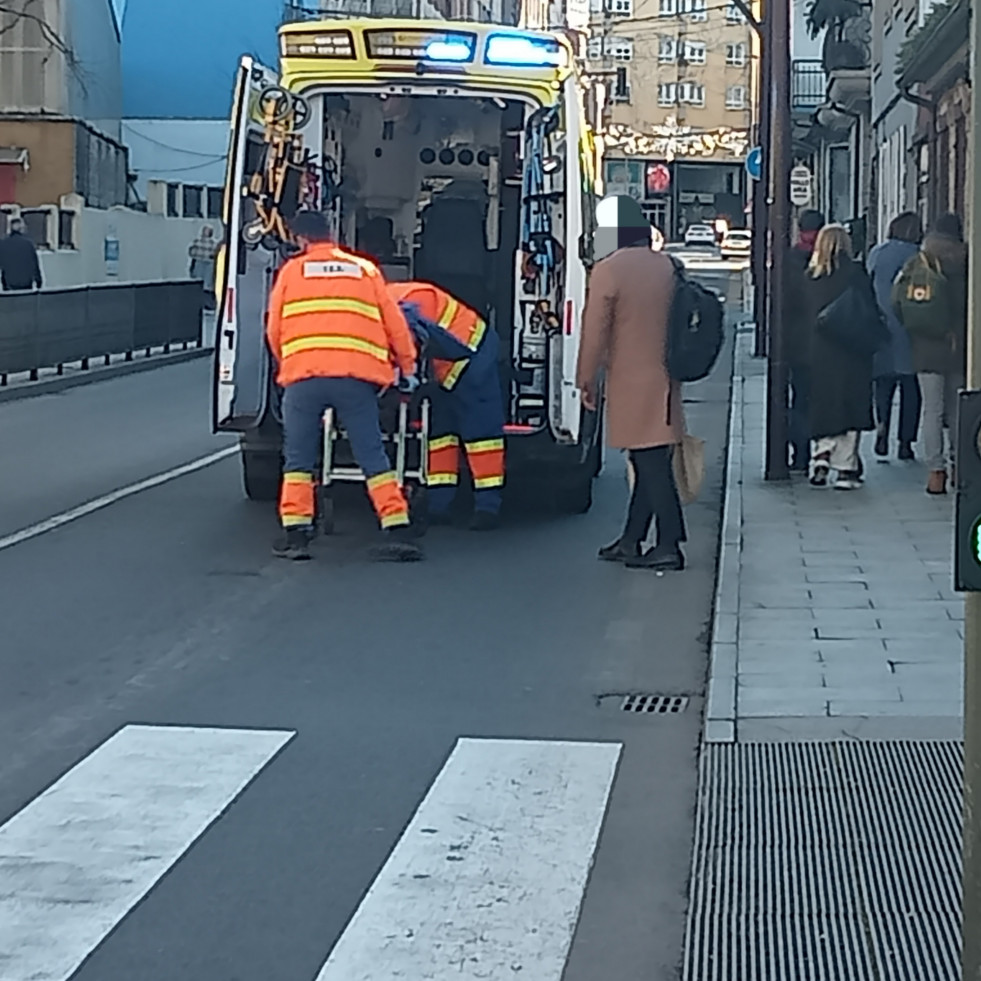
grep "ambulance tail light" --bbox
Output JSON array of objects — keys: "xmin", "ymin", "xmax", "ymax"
[{"xmin": 503, "ymin": 424, "xmax": 537, "ymax": 434}]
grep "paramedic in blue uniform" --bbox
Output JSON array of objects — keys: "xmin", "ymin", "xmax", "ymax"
[{"xmin": 389, "ymin": 281, "xmax": 506, "ymax": 530}]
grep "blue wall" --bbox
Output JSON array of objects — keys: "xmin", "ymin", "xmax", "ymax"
[{"xmin": 121, "ymin": 0, "xmax": 282, "ymax": 119}]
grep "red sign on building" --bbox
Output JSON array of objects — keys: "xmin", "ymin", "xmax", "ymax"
[{"xmin": 646, "ymin": 163, "xmax": 671, "ymax": 195}]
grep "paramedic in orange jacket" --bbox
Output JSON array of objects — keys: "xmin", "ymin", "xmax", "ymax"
[
  {"xmin": 265, "ymin": 211, "xmax": 422, "ymax": 561},
  {"xmin": 388, "ymin": 280, "xmax": 505, "ymax": 530}
]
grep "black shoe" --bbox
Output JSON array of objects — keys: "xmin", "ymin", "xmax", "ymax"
[
  {"xmin": 898, "ymin": 441, "xmax": 915, "ymax": 461},
  {"xmin": 272, "ymin": 527, "xmax": 312, "ymax": 561},
  {"xmin": 469, "ymin": 510, "xmax": 501, "ymax": 531},
  {"xmin": 598, "ymin": 539, "xmax": 641, "ymax": 562},
  {"xmin": 625, "ymin": 545, "xmax": 685, "ymax": 571},
  {"xmin": 874, "ymin": 430, "xmax": 888, "ymax": 457},
  {"xmin": 370, "ymin": 526, "xmax": 424, "ymax": 562}
]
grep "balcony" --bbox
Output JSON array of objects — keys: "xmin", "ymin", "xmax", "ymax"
[
  {"xmin": 806, "ymin": 0, "xmax": 871, "ymax": 111},
  {"xmin": 792, "ymin": 59, "xmax": 826, "ymax": 113}
]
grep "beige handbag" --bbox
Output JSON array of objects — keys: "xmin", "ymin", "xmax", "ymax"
[{"xmin": 672, "ymin": 434, "xmax": 706, "ymax": 504}]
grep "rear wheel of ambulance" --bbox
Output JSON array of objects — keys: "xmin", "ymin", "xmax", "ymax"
[{"xmin": 241, "ymin": 449, "xmax": 281, "ymax": 502}]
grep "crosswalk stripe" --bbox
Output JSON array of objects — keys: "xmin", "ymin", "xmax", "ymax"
[
  {"xmin": 0, "ymin": 723, "xmax": 294, "ymax": 981},
  {"xmin": 314, "ymin": 737, "xmax": 622, "ymax": 980}
]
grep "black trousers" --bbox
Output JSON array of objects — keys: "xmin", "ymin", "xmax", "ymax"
[
  {"xmin": 622, "ymin": 446, "xmax": 687, "ymax": 548},
  {"xmin": 874, "ymin": 373, "xmax": 921, "ymax": 444}
]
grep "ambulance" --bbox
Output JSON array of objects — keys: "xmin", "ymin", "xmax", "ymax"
[{"xmin": 212, "ymin": 19, "xmax": 602, "ymax": 512}]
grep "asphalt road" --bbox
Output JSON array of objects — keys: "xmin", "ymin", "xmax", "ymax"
[{"xmin": 0, "ymin": 262, "xmax": 740, "ymax": 981}]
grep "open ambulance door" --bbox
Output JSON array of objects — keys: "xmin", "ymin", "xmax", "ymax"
[{"xmin": 212, "ymin": 56, "xmax": 281, "ymax": 434}]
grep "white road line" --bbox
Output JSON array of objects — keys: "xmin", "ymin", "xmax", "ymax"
[
  {"xmin": 0, "ymin": 445, "xmax": 238, "ymax": 554},
  {"xmin": 0, "ymin": 724, "xmax": 293, "ymax": 981},
  {"xmin": 315, "ymin": 737, "xmax": 623, "ymax": 981}
]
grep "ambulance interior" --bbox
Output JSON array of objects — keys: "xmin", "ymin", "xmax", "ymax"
[{"xmin": 314, "ymin": 92, "xmax": 568, "ymax": 423}]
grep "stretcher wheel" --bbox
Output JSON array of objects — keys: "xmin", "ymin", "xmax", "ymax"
[{"xmin": 317, "ymin": 491, "xmax": 335, "ymax": 536}]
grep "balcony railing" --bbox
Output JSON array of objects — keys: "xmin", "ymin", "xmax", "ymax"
[{"xmin": 792, "ymin": 59, "xmax": 826, "ymax": 111}]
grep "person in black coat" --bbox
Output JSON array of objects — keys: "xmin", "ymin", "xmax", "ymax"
[
  {"xmin": 802, "ymin": 223, "xmax": 876, "ymax": 490},
  {"xmin": 0, "ymin": 218, "xmax": 43, "ymax": 291},
  {"xmin": 784, "ymin": 209, "xmax": 825, "ymax": 471}
]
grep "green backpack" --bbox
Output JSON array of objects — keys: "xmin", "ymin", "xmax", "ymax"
[{"xmin": 892, "ymin": 253, "xmax": 950, "ymax": 338}]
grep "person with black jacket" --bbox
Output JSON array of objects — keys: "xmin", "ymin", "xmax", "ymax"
[
  {"xmin": 785, "ymin": 209, "xmax": 825, "ymax": 471},
  {"xmin": 0, "ymin": 218, "xmax": 43, "ymax": 291},
  {"xmin": 802, "ymin": 223, "xmax": 878, "ymax": 490}
]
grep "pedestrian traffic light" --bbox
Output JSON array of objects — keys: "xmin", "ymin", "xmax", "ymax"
[{"xmin": 955, "ymin": 389, "xmax": 981, "ymax": 590}]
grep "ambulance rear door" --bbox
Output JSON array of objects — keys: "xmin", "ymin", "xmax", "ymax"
[{"xmin": 213, "ymin": 56, "xmax": 280, "ymax": 433}]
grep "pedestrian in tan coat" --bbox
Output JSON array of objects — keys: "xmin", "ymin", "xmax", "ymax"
[{"xmin": 577, "ymin": 195, "xmax": 687, "ymax": 571}]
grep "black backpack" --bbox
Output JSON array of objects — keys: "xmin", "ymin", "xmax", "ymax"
[{"xmin": 665, "ymin": 257, "xmax": 725, "ymax": 382}]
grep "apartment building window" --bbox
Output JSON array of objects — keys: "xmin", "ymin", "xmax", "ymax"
[
  {"xmin": 682, "ymin": 40, "xmax": 706, "ymax": 63},
  {"xmin": 611, "ymin": 66, "xmax": 631, "ymax": 102},
  {"xmin": 606, "ymin": 0, "xmax": 633, "ymax": 13},
  {"xmin": 658, "ymin": 82, "xmax": 678, "ymax": 106},
  {"xmin": 679, "ymin": 81, "xmax": 706, "ymax": 106},
  {"xmin": 726, "ymin": 41, "xmax": 747, "ymax": 65},
  {"xmin": 726, "ymin": 84, "xmax": 747, "ymax": 109},
  {"xmin": 659, "ymin": 0, "xmax": 677, "ymax": 15},
  {"xmin": 166, "ymin": 184, "xmax": 180, "ymax": 218},
  {"xmin": 726, "ymin": 1, "xmax": 747, "ymax": 22},
  {"xmin": 589, "ymin": 35, "xmax": 634, "ymax": 59},
  {"xmin": 688, "ymin": 0, "xmax": 708, "ymax": 22},
  {"xmin": 207, "ymin": 187, "xmax": 224, "ymax": 219},
  {"xmin": 183, "ymin": 185, "xmax": 203, "ymax": 219},
  {"xmin": 659, "ymin": 36, "xmax": 677, "ymax": 61}
]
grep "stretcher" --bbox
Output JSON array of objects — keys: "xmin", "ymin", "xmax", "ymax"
[{"xmin": 316, "ymin": 322, "xmax": 436, "ymax": 535}]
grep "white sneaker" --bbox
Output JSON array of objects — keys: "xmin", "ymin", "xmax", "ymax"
[{"xmin": 833, "ymin": 473, "xmax": 862, "ymax": 490}]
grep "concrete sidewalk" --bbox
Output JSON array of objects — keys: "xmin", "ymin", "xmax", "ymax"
[{"xmin": 706, "ymin": 328, "xmax": 963, "ymax": 742}]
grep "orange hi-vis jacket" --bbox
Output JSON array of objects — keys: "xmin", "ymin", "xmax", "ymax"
[
  {"xmin": 387, "ymin": 281, "xmax": 486, "ymax": 390},
  {"xmin": 266, "ymin": 243, "xmax": 417, "ymax": 388}
]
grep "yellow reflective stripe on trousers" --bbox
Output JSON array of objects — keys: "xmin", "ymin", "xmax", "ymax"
[
  {"xmin": 282, "ymin": 514, "xmax": 314, "ymax": 527},
  {"xmin": 437, "ymin": 296, "xmax": 459, "ymax": 329},
  {"xmin": 282, "ymin": 298, "xmax": 382, "ymax": 321},
  {"xmin": 283, "ymin": 470, "xmax": 314, "ymax": 484},
  {"xmin": 465, "ymin": 438, "xmax": 505, "ymax": 454},
  {"xmin": 281, "ymin": 335, "xmax": 389, "ymax": 362},
  {"xmin": 429, "ymin": 435, "xmax": 460, "ymax": 452},
  {"xmin": 366, "ymin": 470, "xmax": 398, "ymax": 491},
  {"xmin": 380, "ymin": 512, "xmax": 410, "ymax": 528},
  {"xmin": 473, "ymin": 475, "xmax": 505, "ymax": 489},
  {"xmin": 427, "ymin": 473, "xmax": 459, "ymax": 486}
]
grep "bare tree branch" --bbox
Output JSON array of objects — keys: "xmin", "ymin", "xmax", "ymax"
[{"xmin": 0, "ymin": 0, "xmax": 90, "ymax": 95}]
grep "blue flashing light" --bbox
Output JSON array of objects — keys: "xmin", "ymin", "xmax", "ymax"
[
  {"xmin": 424, "ymin": 39, "xmax": 474, "ymax": 62},
  {"xmin": 485, "ymin": 33, "xmax": 566, "ymax": 68}
]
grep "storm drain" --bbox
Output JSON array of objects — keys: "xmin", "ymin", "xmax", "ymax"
[
  {"xmin": 682, "ymin": 742, "xmax": 961, "ymax": 981},
  {"xmin": 621, "ymin": 694, "xmax": 689, "ymax": 714}
]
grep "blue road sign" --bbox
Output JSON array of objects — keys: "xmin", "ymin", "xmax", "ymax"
[{"xmin": 746, "ymin": 146, "xmax": 762, "ymax": 181}]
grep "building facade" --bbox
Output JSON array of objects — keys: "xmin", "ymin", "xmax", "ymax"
[
  {"xmin": 588, "ymin": 0, "xmax": 755, "ymax": 238},
  {"xmin": 0, "ymin": 0, "xmax": 127, "ymax": 210}
]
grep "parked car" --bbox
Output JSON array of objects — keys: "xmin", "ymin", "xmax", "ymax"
[
  {"xmin": 650, "ymin": 226, "xmax": 665, "ymax": 252},
  {"xmin": 720, "ymin": 229, "xmax": 752, "ymax": 259},
  {"xmin": 684, "ymin": 223, "xmax": 717, "ymax": 247}
]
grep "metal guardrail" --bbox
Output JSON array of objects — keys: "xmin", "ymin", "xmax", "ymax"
[{"xmin": 0, "ymin": 281, "xmax": 204, "ymax": 384}]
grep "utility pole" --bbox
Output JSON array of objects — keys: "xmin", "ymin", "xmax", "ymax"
[
  {"xmin": 964, "ymin": 0, "xmax": 981, "ymax": 967},
  {"xmin": 762, "ymin": 0, "xmax": 790, "ymax": 481},
  {"xmin": 752, "ymin": 0, "xmax": 771, "ymax": 357}
]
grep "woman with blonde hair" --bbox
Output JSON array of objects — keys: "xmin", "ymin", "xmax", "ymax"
[{"xmin": 802, "ymin": 224, "xmax": 885, "ymax": 489}]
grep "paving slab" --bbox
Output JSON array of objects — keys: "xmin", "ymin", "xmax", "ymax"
[{"xmin": 705, "ymin": 332, "xmax": 962, "ymax": 743}]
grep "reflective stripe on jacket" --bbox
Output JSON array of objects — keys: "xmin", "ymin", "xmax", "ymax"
[
  {"xmin": 266, "ymin": 244, "xmax": 417, "ymax": 388},
  {"xmin": 387, "ymin": 281, "xmax": 486, "ymax": 390}
]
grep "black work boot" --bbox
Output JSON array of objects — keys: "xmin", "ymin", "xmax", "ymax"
[
  {"xmin": 272, "ymin": 527, "xmax": 313, "ymax": 561},
  {"xmin": 470, "ymin": 510, "xmax": 501, "ymax": 531},
  {"xmin": 370, "ymin": 525, "xmax": 424, "ymax": 562},
  {"xmin": 598, "ymin": 539, "xmax": 642, "ymax": 562},
  {"xmin": 625, "ymin": 543, "xmax": 685, "ymax": 571},
  {"xmin": 874, "ymin": 426, "xmax": 888, "ymax": 458},
  {"xmin": 898, "ymin": 440, "xmax": 915, "ymax": 461}
]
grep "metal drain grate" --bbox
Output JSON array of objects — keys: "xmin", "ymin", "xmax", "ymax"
[
  {"xmin": 621, "ymin": 694, "xmax": 689, "ymax": 714},
  {"xmin": 682, "ymin": 742, "xmax": 961, "ymax": 981}
]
